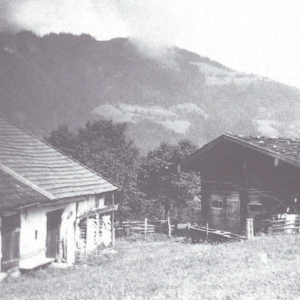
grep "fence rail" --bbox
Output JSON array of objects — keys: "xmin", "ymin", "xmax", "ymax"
[
  {"xmin": 254, "ymin": 215, "xmax": 300, "ymax": 234},
  {"xmin": 115, "ymin": 218, "xmax": 185, "ymax": 237}
]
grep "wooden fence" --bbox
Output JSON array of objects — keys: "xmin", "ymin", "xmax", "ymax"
[
  {"xmin": 115, "ymin": 218, "xmax": 188, "ymax": 237},
  {"xmin": 254, "ymin": 215, "xmax": 300, "ymax": 234},
  {"xmin": 116, "ymin": 215, "xmax": 300, "ymax": 243}
]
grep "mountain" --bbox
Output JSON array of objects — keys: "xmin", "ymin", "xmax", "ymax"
[{"xmin": 1, "ymin": 31, "xmax": 300, "ymax": 154}]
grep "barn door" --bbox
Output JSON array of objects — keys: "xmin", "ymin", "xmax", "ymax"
[
  {"xmin": 46, "ymin": 210, "xmax": 63, "ymax": 259},
  {"xmin": 225, "ymin": 194, "xmax": 240, "ymax": 233},
  {"xmin": 210, "ymin": 193, "xmax": 225, "ymax": 230},
  {"xmin": 1, "ymin": 214, "xmax": 20, "ymax": 271}
]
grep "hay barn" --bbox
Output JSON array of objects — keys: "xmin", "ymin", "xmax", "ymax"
[{"xmin": 178, "ymin": 134, "xmax": 300, "ymax": 234}]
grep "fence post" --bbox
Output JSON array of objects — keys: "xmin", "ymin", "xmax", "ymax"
[
  {"xmin": 206, "ymin": 223, "xmax": 209, "ymax": 241},
  {"xmin": 187, "ymin": 222, "xmax": 190, "ymax": 238},
  {"xmin": 168, "ymin": 217, "xmax": 171, "ymax": 237},
  {"xmin": 246, "ymin": 218, "xmax": 254, "ymax": 240},
  {"xmin": 145, "ymin": 218, "xmax": 148, "ymax": 236},
  {"xmin": 128, "ymin": 221, "xmax": 131, "ymax": 236}
]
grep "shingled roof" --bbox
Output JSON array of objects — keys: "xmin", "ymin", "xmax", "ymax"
[
  {"xmin": 231, "ymin": 135, "xmax": 300, "ymax": 162},
  {"xmin": 0, "ymin": 115, "xmax": 119, "ymax": 205},
  {"xmin": 180, "ymin": 134, "xmax": 300, "ymax": 169},
  {"xmin": 0, "ymin": 167, "xmax": 50, "ymax": 210}
]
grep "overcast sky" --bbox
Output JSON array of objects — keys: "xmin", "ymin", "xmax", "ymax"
[{"xmin": 2, "ymin": 0, "xmax": 300, "ymax": 88}]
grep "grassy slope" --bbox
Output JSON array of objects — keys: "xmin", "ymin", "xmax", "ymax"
[{"xmin": 1, "ymin": 235, "xmax": 300, "ymax": 300}]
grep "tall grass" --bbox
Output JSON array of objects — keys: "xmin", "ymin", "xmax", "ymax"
[{"xmin": 1, "ymin": 234, "xmax": 300, "ymax": 299}]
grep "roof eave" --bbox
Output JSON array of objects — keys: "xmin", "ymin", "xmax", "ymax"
[{"xmin": 180, "ymin": 134, "xmax": 300, "ymax": 169}]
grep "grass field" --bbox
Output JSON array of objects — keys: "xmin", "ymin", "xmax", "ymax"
[{"xmin": 1, "ymin": 234, "xmax": 300, "ymax": 300}]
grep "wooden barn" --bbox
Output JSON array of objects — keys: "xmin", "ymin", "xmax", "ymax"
[
  {"xmin": 0, "ymin": 115, "xmax": 119, "ymax": 274},
  {"xmin": 178, "ymin": 134, "xmax": 300, "ymax": 235}
]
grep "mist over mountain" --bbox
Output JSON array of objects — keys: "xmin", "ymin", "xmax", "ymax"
[{"xmin": 1, "ymin": 31, "xmax": 300, "ymax": 153}]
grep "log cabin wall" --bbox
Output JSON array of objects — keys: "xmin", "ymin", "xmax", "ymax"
[{"xmin": 181, "ymin": 139, "xmax": 300, "ymax": 234}]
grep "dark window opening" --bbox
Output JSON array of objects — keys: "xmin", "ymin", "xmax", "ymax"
[
  {"xmin": 95, "ymin": 196, "xmax": 100, "ymax": 208},
  {"xmin": 248, "ymin": 204, "xmax": 263, "ymax": 212},
  {"xmin": 212, "ymin": 200, "xmax": 223, "ymax": 209},
  {"xmin": 105, "ymin": 194, "xmax": 113, "ymax": 206}
]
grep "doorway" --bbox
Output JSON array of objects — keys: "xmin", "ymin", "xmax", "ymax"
[
  {"xmin": 46, "ymin": 210, "xmax": 63, "ymax": 260},
  {"xmin": 1, "ymin": 213, "xmax": 20, "ymax": 271}
]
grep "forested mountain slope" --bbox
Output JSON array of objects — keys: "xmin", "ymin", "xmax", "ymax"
[{"xmin": 1, "ymin": 31, "xmax": 299, "ymax": 153}]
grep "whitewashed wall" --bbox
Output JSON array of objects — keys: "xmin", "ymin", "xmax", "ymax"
[
  {"xmin": 19, "ymin": 202, "xmax": 77, "ymax": 264},
  {"xmin": 1, "ymin": 193, "xmax": 111, "ymax": 270}
]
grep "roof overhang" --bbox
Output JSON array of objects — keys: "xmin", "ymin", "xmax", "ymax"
[{"xmin": 179, "ymin": 134, "xmax": 300, "ymax": 170}]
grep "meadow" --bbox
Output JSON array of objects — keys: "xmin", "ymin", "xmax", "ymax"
[{"xmin": 1, "ymin": 234, "xmax": 300, "ymax": 300}]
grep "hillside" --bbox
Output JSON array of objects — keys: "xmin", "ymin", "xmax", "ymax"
[
  {"xmin": 1, "ymin": 31, "xmax": 300, "ymax": 153},
  {"xmin": 1, "ymin": 235, "xmax": 300, "ymax": 299}
]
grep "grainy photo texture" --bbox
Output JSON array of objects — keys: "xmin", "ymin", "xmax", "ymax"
[{"xmin": 0, "ymin": 1, "xmax": 300, "ymax": 299}]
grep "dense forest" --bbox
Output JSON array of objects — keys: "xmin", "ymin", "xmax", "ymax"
[{"xmin": 47, "ymin": 120, "xmax": 201, "ymax": 221}]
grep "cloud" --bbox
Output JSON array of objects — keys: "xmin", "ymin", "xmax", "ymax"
[
  {"xmin": 0, "ymin": 0, "xmax": 23, "ymax": 32},
  {"xmin": 2, "ymin": 0, "xmax": 180, "ymax": 46},
  {"xmin": 115, "ymin": 0, "xmax": 180, "ymax": 46},
  {"xmin": 0, "ymin": 0, "xmax": 182, "ymax": 58},
  {"xmin": 2, "ymin": 0, "xmax": 300, "ymax": 87},
  {"xmin": 7, "ymin": 0, "xmax": 129, "ymax": 39}
]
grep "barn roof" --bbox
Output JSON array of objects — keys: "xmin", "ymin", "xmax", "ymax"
[
  {"xmin": 0, "ymin": 167, "xmax": 50, "ymax": 210},
  {"xmin": 0, "ymin": 115, "xmax": 119, "ymax": 205},
  {"xmin": 180, "ymin": 134, "xmax": 300, "ymax": 169}
]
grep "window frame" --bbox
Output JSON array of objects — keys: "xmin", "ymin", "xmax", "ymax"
[{"xmin": 211, "ymin": 199, "xmax": 223, "ymax": 209}]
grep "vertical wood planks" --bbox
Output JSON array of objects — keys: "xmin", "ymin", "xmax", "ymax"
[{"xmin": 246, "ymin": 218, "xmax": 254, "ymax": 240}]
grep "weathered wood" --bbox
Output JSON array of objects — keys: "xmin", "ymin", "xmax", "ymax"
[
  {"xmin": 246, "ymin": 218, "xmax": 254, "ymax": 240},
  {"xmin": 19, "ymin": 257, "xmax": 54, "ymax": 271},
  {"xmin": 77, "ymin": 205, "xmax": 118, "ymax": 219},
  {"xmin": 112, "ymin": 194, "xmax": 115, "ymax": 247},
  {"xmin": 206, "ymin": 223, "xmax": 209, "ymax": 240},
  {"xmin": 190, "ymin": 225, "xmax": 246, "ymax": 242},
  {"xmin": 1, "ymin": 214, "xmax": 20, "ymax": 271},
  {"xmin": 168, "ymin": 217, "xmax": 171, "ymax": 237}
]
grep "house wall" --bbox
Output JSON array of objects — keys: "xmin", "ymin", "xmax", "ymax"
[
  {"xmin": 19, "ymin": 201, "xmax": 77, "ymax": 265},
  {"xmin": 17, "ymin": 193, "xmax": 109, "ymax": 266}
]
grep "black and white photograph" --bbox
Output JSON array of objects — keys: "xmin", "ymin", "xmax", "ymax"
[{"xmin": 1, "ymin": 1, "xmax": 300, "ymax": 299}]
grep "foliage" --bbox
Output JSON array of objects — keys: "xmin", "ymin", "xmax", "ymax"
[
  {"xmin": 138, "ymin": 140, "xmax": 201, "ymax": 219},
  {"xmin": 47, "ymin": 120, "xmax": 143, "ymax": 219}
]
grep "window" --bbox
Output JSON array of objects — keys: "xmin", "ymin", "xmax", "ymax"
[
  {"xmin": 211, "ymin": 200, "xmax": 223, "ymax": 209},
  {"xmin": 95, "ymin": 196, "xmax": 100, "ymax": 208},
  {"xmin": 248, "ymin": 203, "xmax": 263, "ymax": 212},
  {"xmin": 95, "ymin": 195, "xmax": 104, "ymax": 208},
  {"xmin": 105, "ymin": 194, "xmax": 113, "ymax": 206}
]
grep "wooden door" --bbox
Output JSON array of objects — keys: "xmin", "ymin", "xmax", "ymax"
[
  {"xmin": 225, "ymin": 194, "xmax": 240, "ymax": 233},
  {"xmin": 46, "ymin": 210, "xmax": 63, "ymax": 259},
  {"xmin": 210, "ymin": 193, "xmax": 225, "ymax": 230},
  {"xmin": 1, "ymin": 214, "xmax": 20, "ymax": 270}
]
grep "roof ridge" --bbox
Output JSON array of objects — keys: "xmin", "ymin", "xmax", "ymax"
[
  {"xmin": 228, "ymin": 133, "xmax": 300, "ymax": 142},
  {"xmin": 0, "ymin": 163, "xmax": 56, "ymax": 200}
]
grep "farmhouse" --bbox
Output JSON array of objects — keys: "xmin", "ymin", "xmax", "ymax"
[
  {"xmin": 0, "ymin": 115, "xmax": 119, "ymax": 273},
  {"xmin": 178, "ymin": 134, "xmax": 300, "ymax": 234}
]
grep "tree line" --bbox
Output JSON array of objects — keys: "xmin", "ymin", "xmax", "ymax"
[{"xmin": 47, "ymin": 119, "xmax": 201, "ymax": 222}]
